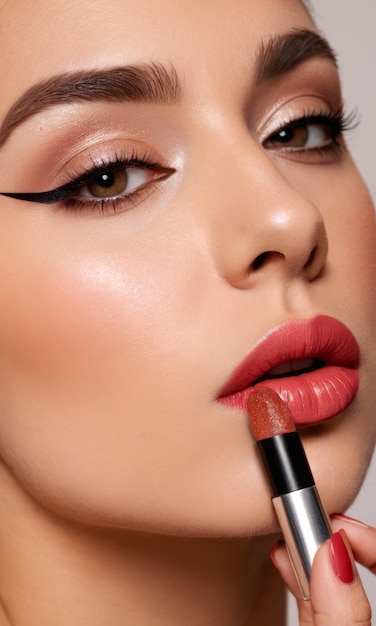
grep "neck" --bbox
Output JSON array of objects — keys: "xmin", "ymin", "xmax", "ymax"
[{"xmin": 0, "ymin": 465, "xmax": 286, "ymax": 625}]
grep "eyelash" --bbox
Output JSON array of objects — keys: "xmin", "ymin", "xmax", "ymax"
[
  {"xmin": 60, "ymin": 151, "xmax": 173, "ymax": 216},
  {"xmin": 262, "ymin": 107, "xmax": 358, "ymax": 158},
  {"xmin": 0, "ymin": 150, "xmax": 172, "ymax": 217}
]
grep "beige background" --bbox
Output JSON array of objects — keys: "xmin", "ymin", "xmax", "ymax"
[{"xmin": 288, "ymin": 1, "xmax": 376, "ymax": 621}]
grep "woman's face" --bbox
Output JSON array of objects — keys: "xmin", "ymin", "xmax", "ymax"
[{"xmin": 0, "ymin": 0, "xmax": 374, "ymax": 536}]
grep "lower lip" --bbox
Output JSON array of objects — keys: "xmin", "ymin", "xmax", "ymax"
[{"xmin": 219, "ymin": 365, "xmax": 359, "ymax": 425}]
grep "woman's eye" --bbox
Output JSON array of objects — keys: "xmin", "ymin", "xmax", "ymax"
[
  {"xmin": 77, "ymin": 167, "xmax": 151, "ymax": 200},
  {"xmin": 0, "ymin": 157, "xmax": 174, "ymax": 214},
  {"xmin": 263, "ymin": 121, "xmax": 334, "ymax": 151}
]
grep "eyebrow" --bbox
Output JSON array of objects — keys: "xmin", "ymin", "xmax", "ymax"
[
  {"xmin": 0, "ymin": 62, "xmax": 181, "ymax": 148},
  {"xmin": 0, "ymin": 30, "xmax": 335, "ymax": 151},
  {"xmin": 255, "ymin": 29, "xmax": 337, "ymax": 85}
]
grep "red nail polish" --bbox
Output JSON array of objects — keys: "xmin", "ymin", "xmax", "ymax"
[{"xmin": 329, "ymin": 530, "xmax": 354, "ymax": 583}]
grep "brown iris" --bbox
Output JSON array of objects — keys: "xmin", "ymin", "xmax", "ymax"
[
  {"xmin": 266, "ymin": 125, "xmax": 310, "ymax": 149},
  {"xmin": 86, "ymin": 170, "xmax": 128, "ymax": 198}
]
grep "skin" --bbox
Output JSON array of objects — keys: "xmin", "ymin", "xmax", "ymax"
[{"xmin": 0, "ymin": 0, "xmax": 374, "ymax": 623}]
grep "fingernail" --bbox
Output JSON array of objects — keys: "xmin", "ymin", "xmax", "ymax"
[
  {"xmin": 329, "ymin": 530, "xmax": 355, "ymax": 584},
  {"xmin": 331, "ymin": 513, "xmax": 369, "ymax": 528}
]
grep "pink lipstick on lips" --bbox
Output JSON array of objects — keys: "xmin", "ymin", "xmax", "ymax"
[
  {"xmin": 219, "ymin": 315, "xmax": 360, "ymax": 426},
  {"xmin": 247, "ymin": 387, "xmax": 332, "ymax": 600}
]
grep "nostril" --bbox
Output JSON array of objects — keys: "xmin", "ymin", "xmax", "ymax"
[
  {"xmin": 251, "ymin": 251, "xmax": 283, "ymax": 271},
  {"xmin": 251, "ymin": 252, "xmax": 269, "ymax": 271}
]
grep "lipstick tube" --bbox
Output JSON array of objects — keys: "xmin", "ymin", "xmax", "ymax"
[
  {"xmin": 257, "ymin": 430, "xmax": 332, "ymax": 600},
  {"xmin": 247, "ymin": 386, "xmax": 332, "ymax": 600}
]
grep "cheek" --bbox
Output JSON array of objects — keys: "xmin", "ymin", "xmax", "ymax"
[
  {"xmin": 0, "ymin": 247, "xmax": 169, "ymax": 392},
  {"xmin": 303, "ymin": 165, "xmax": 376, "ymax": 339},
  {"xmin": 322, "ymin": 180, "xmax": 376, "ymax": 399},
  {"xmin": 0, "ymin": 218, "xmax": 247, "ymax": 532},
  {"xmin": 0, "ymin": 210, "xmax": 206, "ymax": 388},
  {"xmin": 0, "ymin": 224, "xmax": 193, "ymax": 511},
  {"xmin": 326, "ymin": 190, "xmax": 375, "ymax": 298}
]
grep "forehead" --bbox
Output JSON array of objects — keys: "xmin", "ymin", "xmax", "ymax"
[{"xmin": 0, "ymin": 0, "xmax": 313, "ymax": 96}]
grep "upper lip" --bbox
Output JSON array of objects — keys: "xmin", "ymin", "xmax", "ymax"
[{"xmin": 218, "ymin": 315, "xmax": 360, "ymax": 398}]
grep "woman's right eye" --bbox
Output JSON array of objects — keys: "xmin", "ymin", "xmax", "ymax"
[
  {"xmin": 0, "ymin": 156, "xmax": 175, "ymax": 216},
  {"xmin": 74, "ymin": 166, "xmax": 152, "ymax": 201},
  {"xmin": 65, "ymin": 159, "xmax": 174, "ymax": 215}
]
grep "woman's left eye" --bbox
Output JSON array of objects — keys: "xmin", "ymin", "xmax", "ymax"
[
  {"xmin": 265, "ymin": 123, "xmax": 329, "ymax": 149},
  {"xmin": 262, "ymin": 117, "xmax": 340, "ymax": 152}
]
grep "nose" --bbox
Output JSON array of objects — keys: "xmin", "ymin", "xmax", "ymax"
[{"xmin": 202, "ymin": 138, "xmax": 328, "ymax": 289}]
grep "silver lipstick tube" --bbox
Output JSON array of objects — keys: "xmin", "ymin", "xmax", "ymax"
[{"xmin": 273, "ymin": 485, "xmax": 332, "ymax": 600}]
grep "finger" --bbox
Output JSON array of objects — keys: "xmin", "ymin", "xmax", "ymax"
[
  {"xmin": 270, "ymin": 542, "xmax": 320, "ymax": 626},
  {"xmin": 309, "ymin": 530, "xmax": 371, "ymax": 625},
  {"xmin": 271, "ymin": 530, "xmax": 372, "ymax": 626},
  {"xmin": 270, "ymin": 540, "xmax": 302, "ymax": 598},
  {"xmin": 270, "ymin": 514, "xmax": 376, "ymax": 590},
  {"xmin": 331, "ymin": 513, "xmax": 376, "ymax": 574},
  {"xmin": 270, "ymin": 541, "xmax": 316, "ymax": 625}
]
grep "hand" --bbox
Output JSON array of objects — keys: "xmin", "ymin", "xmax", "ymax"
[{"xmin": 270, "ymin": 513, "xmax": 376, "ymax": 625}]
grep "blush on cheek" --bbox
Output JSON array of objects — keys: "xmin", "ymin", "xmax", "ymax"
[
  {"xmin": 0, "ymin": 249, "xmax": 171, "ymax": 377},
  {"xmin": 0, "ymin": 251, "xmax": 172, "ymax": 519}
]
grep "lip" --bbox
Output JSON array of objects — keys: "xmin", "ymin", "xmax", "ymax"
[{"xmin": 218, "ymin": 315, "xmax": 360, "ymax": 425}]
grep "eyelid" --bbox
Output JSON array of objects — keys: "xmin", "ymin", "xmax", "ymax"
[
  {"xmin": 261, "ymin": 107, "xmax": 358, "ymax": 147},
  {"xmin": 256, "ymin": 104, "xmax": 359, "ymax": 168},
  {"xmin": 260, "ymin": 109, "xmax": 330, "ymax": 143},
  {"xmin": 0, "ymin": 147, "xmax": 175, "ymax": 205}
]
